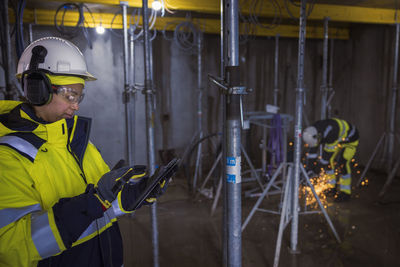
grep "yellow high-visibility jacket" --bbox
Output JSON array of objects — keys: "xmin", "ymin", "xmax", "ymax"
[{"xmin": 0, "ymin": 101, "xmax": 122, "ymax": 266}]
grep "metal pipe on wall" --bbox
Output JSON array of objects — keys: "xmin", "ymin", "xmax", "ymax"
[
  {"xmin": 121, "ymin": 2, "xmax": 133, "ymax": 165},
  {"xmin": 2, "ymin": 0, "xmax": 14, "ymax": 100},
  {"xmin": 224, "ymin": 0, "xmax": 242, "ymax": 266},
  {"xmin": 387, "ymin": 23, "xmax": 399, "ymax": 173},
  {"xmin": 29, "ymin": 24, "xmax": 33, "ymax": 43},
  {"xmin": 193, "ymin": 32, "xmax": 204, "ymax": 190},
  {"xmin": 290, "ymin": 0, "xmax": 307, "ymax": 253},
  {"xmin": 328, "ymin": 38, "xmax": 334, "ymax": 89},
  {"xmin": 327, "ymin": 37, "xmax": 334, "ymax": 118},
  {"xmin": 320, "ymin": 17, "xmax": 329, "ymax": 120},
  {"xmin": 273, "ymin": 34, "xmax": 280, "ymax": 107},
  {"xmin": 142, "ymin": 0, "xmax": 159, "ymax": 266},
  {"xmin": 129, "ymin": 29, "xmax": 136, "ymax": 165}
]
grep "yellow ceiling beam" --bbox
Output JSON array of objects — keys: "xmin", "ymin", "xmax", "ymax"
[
  {"xmin": 35, "ymin": 0, "xmax": 399, "ymax": 25},
  {"xmin": 18, "ymin": 8, "xmax": 349, "ymax": 39}
]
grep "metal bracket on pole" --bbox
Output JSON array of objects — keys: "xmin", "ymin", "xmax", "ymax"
[
  {"xmin": 142, "ymin": 88, "xmax": 156, "ymax": 95},
  {"xmin": 208, "ymin": 74, "xmax": 252, "ymax": 128},
  {"xmin": 208, "ymin": 74, "xmax": 251, "ymax": 95}
]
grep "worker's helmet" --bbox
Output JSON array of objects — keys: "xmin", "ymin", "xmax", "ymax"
[
  {"xmin": 302, "ymin": 126, "xmax": 319, "ymax": 147},
  {"xmin": 17, "ymin": 37, "xmax": 96, "ymax": 80},
  {"xmin": 16, "ymin": 37, "xmax": 96, "ymax": 105}
]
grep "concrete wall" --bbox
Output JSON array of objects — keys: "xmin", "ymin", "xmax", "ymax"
[{"xmin": 0, "ymin": 23, "xmax": 397, "ymax": 170}]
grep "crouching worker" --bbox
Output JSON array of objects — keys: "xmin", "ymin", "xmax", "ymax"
[
  {"xmin": 0, "ymin": 37, "xmax": 168, "ymax": 266},
  {"xmin": 302, "ymin": 118, "xmax": 359, "ymax": 202}
]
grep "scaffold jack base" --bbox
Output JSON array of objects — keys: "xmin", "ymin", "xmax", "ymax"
[{"xmin": 242, "ymin": 162, "xmax": 341, "ymax": 267}]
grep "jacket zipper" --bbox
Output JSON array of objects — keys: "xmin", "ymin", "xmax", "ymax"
[
  {"xmin": 68, "ymin": 144, "xmax": 88, "ymax": 184},
  {"xmin": 66, "ymin": 124, "xmax": 88, "ymax": 184}
]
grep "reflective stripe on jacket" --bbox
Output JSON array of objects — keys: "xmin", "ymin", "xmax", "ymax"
[
  {"xmin": 0, "ymin": 101, "xmax": 120, "ymax": 267},
  {"xmin": 323, "ymin": 118, "xmax": 348, "ymax": 151}
]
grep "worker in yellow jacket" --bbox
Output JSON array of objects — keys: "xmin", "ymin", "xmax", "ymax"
[
  {"xmin": 302, "ymin": 118, "xmax": 359, "ymax": 202},
  {"xmin": 0, "ymin": 37, "xmax": 167, "ymax": 266}
]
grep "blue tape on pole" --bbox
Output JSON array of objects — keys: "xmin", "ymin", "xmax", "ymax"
[
  {"xmin": 227, "ymin": 174, "xmax": 236, "ymax": 183},
  {"xmin": 227, "ymin": 157, "xmax": 236, "ymax": 166},
  {"xmin": 226, "ymin": 156, "xmax": 241, "ymax": 184}
]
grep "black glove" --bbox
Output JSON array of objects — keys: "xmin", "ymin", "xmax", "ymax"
[
  {"xmin": 112, "ymin": 159, "xmax": 179, "ymax": 215},
  {"xmin": 113, "ymin": 176, "xmax": 150, "ymax": 215},
  {"xmin": 143, "ymin": 162, "xmax": 177, "ymax": 204},
  {"xmin": 95, "ymin": 165, "xmax": 147, "ymax": 209},
  {"xmin": 143, "ymin": 178, "xmax": 170, "ymax": 205},
  {"xmin": 117, "ymin": 172, "xmax": 170, "ymax": 212}
]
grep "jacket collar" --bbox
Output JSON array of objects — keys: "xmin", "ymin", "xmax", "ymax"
[{"xmin": 0, "ymin": 101, "xmax": 91, "ymax": 163}]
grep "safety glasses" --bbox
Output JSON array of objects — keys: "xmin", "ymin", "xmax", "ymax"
[{"xmin": 52, "ymin": 86, "xmax": 85, "ymax": 104}]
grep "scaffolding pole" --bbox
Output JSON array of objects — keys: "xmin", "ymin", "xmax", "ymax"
[
  {"xmin": 273, "ymin": 34, "xmax": 280, "ymax": 107},
  {"xmin": 379, "ymin": 22, "xmax": 400, "ymax": 197},
  {"xmin": 320, "ymin": 17, "xmax": 329, "ymax": 120},
  {"xmin": 142, "ymin": 0, "xmax": 159, "ymax": 266},
  {"xmin": 387, "ymin": 22, "xmax": 399, "ymax": 175},
  {"xmin": 224, "ymin": 0, "xmax": 242, "ymax": 266},
  {"xmin": 129, "ymin": 29, "xmax": 137, "ymax": 165},
  {"xmin": 193, "ymin": 33, "xmax": 204, "ymax": 191},
  {"xmin": 290, "ymin": 0, "xmax": 307, "ymax": 253},
  {"xmin": 121, "ymin": 2, "xmax": 134, "ymax": 165},
  {"xmin": 1, "ymin": 0, "xmax": 15, "ymax": 99},
  {"xmin": 357, "ymin": 23, "xmax": 400, "ymax": 191}
]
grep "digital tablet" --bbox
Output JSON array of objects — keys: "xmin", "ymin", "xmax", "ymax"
[{"xmin": 129, "ymin": 158, "xmax": 180, "ymax": 210}]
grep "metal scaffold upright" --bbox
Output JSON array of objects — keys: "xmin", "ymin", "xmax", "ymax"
[
  {"xmin": 224, "ymin": 0, "xmax": 242, "ymax": 265},
  {"xmin": 193, "ymin": 32, "xmax": 204, "ymax": 192},
  {"xmin": 273, "ymin": 34, "xmax": 280, "ymax": 107},
  {"xmin": 0, "ymin": 0, "xmax": 23, "ymax": 99},
  {"xmin": 214, "ymin": 0, "xmax": 249, "ymax": 265},
  {"xmin": 357, "ymin": 22, "xmax": 400, "ymax": 198},
  {"xmin": 320, "ymin": 17, "xmax": 330, "ymax": 120},
  {"xmin": 291, "ymin": 0, "xmax": 308, "ymax": 254},
  {"xmin": 121, "ymin": 2, "xmax": 136, "ymax": 165},
  {"xmin": 142, "ymin": 0, "xmax": 159, "ymax": 266}
]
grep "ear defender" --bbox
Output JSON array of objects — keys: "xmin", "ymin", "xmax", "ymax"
[{"xmin": 22, "ymin": 45, "xmax": 53, "ymax": 106}]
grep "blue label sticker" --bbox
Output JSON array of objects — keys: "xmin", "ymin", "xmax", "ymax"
[
  {"xmin": 227, "ymin": 157, "xmax": 236, "ymax": 166},
  {"xmin": 227, "ymin": 174, "xmax": 236, "ymax": 183}
]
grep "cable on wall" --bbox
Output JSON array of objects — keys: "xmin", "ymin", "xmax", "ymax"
[
  {"xmin": 54, "ymin": 3, "xmax": 95, "ymax": 49},
  {"xmin": 284, "ymin": 0, "xmax": 316, "ymax": 20},
  {"xmin": 162, "ymin": 15, "xmax": 202, "ymax": 54},
  {"xmin": 110, "ymin": 7, "xmax": 157, "ymax": 42},
  {"xmin": 11, "ymin": 0, "xmax": 26, "ymax": 59}
]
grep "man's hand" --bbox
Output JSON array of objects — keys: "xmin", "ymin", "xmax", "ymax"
[
  {"xmin": 142, "ymin": 178, "xmax": 170, "ymax": 204},
  {"xmin": 95, "ymin": 165, "xmax": 147, "ymax": 209}
]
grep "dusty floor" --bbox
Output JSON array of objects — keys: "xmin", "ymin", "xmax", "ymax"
[{"xmin": 119, "ymin": 168, "xmax": 400, "ymax": 267}]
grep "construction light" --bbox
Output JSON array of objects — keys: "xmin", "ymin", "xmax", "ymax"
[
  {"xmin": 152, "ymin": 0, "xmax": 163, "ymax": 11},
  {"xmin": 96, "ymin": 24, "xmax": 105, "ymax": 34}
]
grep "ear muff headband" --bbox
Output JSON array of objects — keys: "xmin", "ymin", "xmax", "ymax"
[{"xmin": 22, "ymin": 45, "xmax": 53, "ymax": 106}]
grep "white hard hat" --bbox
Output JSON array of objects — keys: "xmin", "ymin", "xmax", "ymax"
[
  {"xmin": 302, "ymin": 126, "xmax": 319, "ymax": 147},
  {"xmin": 16, "ymin": 37, "xmax": 96, "ymax": 80}
]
